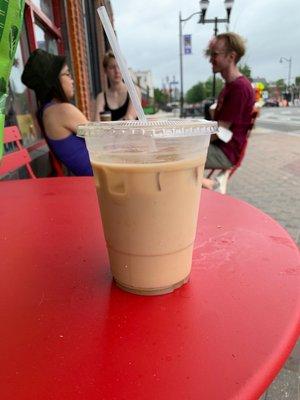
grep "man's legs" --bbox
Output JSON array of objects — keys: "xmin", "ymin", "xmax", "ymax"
[
  {"xmin": 202, "ymin": 144, "xmax": 233, "ymax": 189},
  {"xmin": 205, "ymin": 143, "xmax": 233, "ymax": 169}
]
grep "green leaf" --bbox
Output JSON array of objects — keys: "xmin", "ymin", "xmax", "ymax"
[
  {"xmin": 9, "ymin": 24, "xmax": 18, "ymax": 59},
  {"xmin": 0, "ymin": 92, "xmax": 7, "ymax": 114},
  {"xmin": 0, "ymin": 0, "xmax": 9, "ymax": 42},
  {"xmin": 0, "ymin": 77, "xmax": 7, "ymax": 93},
  {"xmin": 19, "ymin": 0, "xmax": 25, "ymax": 18}
]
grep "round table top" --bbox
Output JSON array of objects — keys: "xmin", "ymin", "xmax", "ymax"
[{"xmin": 0, "ymin": 177, "xmax": 299, "ymax": 400}]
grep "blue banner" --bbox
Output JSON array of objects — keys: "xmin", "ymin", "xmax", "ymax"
[{"xmin": 184, "ymin": 34, "xmax": 192, "ymax": 55}]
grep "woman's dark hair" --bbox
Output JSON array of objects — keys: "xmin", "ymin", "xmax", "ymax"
[
  {"xmin": 39, "ymin": 69, "xmax": 69, "ymax": 107},
  {"xmin": 22, "ymin": 49, "xmax": 69, "ymax": 106}
]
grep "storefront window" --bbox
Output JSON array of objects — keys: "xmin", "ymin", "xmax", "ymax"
[
  {"xmin": 6, "ymin": 2, "xmax": 63, "ymax": 149},
  {"xmin": 34, "ymin": 21, "xmax": 58, "ymax": 54},
  {"xmin": 31, "ymin": 0, "xmax": 54, "ymax": 21},
  {"xmin": 83, "ymin": 0, "xmax": 101, "ymax": 97},
  {"xmin": 6, "ymin": 40, "xmax": 40, "ymax": 147}
]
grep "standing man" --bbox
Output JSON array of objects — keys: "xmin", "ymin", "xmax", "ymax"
[{"xmin": 202, "ymin": 32, "xmax": 255, "ymax": 189}]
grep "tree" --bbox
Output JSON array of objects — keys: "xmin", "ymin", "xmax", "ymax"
[
  {"xmin": 185, "ymin": 82, "xmax": 205, "ymax": 104},
  {"xmin": 295, "ymin": 76, "xmax": 300, "ymax": 87},
  {"xmin": 276, "ymin": 79, "xmax": 286, "ymax": 92},
  {"xmin": 204, "ymin": 77, "xmax": 224, "ymax": 99},
  {"xmin": 239, "ymin": 64, "xmax": 251, "ymax": 79},
  {"xmin": 154, "ymin": 88, "xmax": 168, "ymax": 107},
  {"xmin": 262, "ymin": 81, "xmax": 270, "ymax": 92}
]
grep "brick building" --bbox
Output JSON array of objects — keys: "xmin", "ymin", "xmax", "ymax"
[{"xmin": 5, "ymin": 0, "xmax": 113, "ymax": 177}]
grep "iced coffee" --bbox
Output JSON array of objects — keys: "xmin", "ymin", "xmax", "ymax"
[
  {"xmin": 99, "ymin": 111, "xmax": 112, "ymax": 121},
  {"xmin": 77, "ymin": 119, "xmax": 217, "ymax": 295}
]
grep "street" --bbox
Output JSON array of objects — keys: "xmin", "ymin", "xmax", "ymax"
[{"xmin": 256, "ymin": 106, "xmax": 300, "ymax": 135}]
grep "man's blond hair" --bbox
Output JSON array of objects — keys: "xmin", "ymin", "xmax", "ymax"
[
  {"xmin": 205, "ymin": 32, "xmax": 246, "ymax": 64},
  {"xmin": 216, "ymin": 32, "xmax": 246, "ymax": 63}
]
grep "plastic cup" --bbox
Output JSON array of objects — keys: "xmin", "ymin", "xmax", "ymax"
[{"xmin": 77, "ymin": 119, "xmax": 217, "ymax": 295}]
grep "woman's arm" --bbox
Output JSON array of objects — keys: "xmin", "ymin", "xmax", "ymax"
[
  {"xmin": 123, "ymin": 85, "xmax": 142, "ymax": 120},
  {"xmin": 43, "ymin": 103, "xmax": 88, "ymax": 140},
  {"xmin": 62, "ymin": 103, "xmax": 88, "ymax": 132},
  {"xmin": 94, "ymin": 92, "xmax": 105, "ymax": 121}
]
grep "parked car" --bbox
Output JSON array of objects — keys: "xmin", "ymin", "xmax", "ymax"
[
  {"xmin": 182, "ymin": 105, "xmax": 203, "ymax": 118},
  {"xmin": 263, "ymin": 99, "xmax": 279, "ymax": 107}
]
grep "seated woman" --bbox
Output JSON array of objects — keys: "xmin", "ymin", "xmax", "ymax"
[
  {"xmin": 21, "ymin": 49, "xmax": 92, "ymax": 176},
  {"xmin": 94, "ymin": 51, "xmax": 141, "ymax": 121}
]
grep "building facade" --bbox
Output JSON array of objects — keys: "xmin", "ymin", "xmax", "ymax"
[{"xmin": 131, "ymin": 69, "xmax": 154, "ymax": 108}]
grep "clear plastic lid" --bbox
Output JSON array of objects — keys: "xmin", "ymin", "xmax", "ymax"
[
  {"xmin": 77, "ymin": 119, "xmax": 218, "ymax": 138},
  {"xmin": 77, "ymin": 119, "xmax": 218, "ymax": 164}
]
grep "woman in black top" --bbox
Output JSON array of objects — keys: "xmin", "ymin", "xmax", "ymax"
[{"xmin": 95, "ymin": 51, "xmax": 141, "ymax": 121}]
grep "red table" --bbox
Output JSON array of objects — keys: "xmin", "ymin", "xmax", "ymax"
[{"xmin": 0, "ymin": 177, "xmax": 299, "ymax": 400}]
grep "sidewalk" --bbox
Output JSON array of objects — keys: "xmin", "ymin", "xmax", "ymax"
[
  {"xmin": 155, "ymin": 111, "xmax": 300, "ymax": 398},
  {"xmin": 228, "ymin": 127, "xmax": 300, "ymax": 246},
  {"xmin": 227, "ymin": 127, "xmax": 300, "ymax": 400}
]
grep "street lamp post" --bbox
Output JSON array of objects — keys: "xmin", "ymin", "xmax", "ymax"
[
  {"xmin": 199, "ymin": 0, "xmax": 234, "ymax": 101},
  {"xmin": 279, "ymin": 56, "xmax": 292, "ymax": 102},
  {"xmin": 179, "ymin": 10, "xmax": 202, "ymax": 117},
  {"xmin": 179, "ymin": 0, "xmax": 234, "ymax": 118}
]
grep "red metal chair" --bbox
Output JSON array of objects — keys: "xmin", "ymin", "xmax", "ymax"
[
  {"xmin": 206, "ymin": 108, "xmax": 259, "ymax": 193},
  {"xmin": 48, "ymin": 148, "xmax": 65, "ymax": 177},
  {"xmin": 0, "ymin": 126, "xmax": 36, "ymax": 179}
]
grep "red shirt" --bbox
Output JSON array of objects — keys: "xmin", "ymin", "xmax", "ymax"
[{"xmin": 214, "ymin": 76, "xmax": 255, "ymax": 165}]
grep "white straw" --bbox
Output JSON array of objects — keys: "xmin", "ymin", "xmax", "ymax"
[{"xmin": 97, "ymin": 6, "xmax": 147, "ymax": 122}]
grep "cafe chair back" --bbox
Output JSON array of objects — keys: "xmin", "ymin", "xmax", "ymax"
[
  {"xmin": 0, "ymin": 125, "xmax": 36, "ymax": 179},
  {"xmin": 206, "ymin": 107, "xmax": 259, "ymax": 194},
  {"xmin": 48, "ymin": 148, "xmax": 65, "ymax": 177}
]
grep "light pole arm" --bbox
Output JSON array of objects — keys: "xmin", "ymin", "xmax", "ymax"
[
  {"xmin": 180, "ymin": 11, "xmax": 201, "ymax": 23},
  {"xmin": 280, "ymin": 56, "xmax": 291, "ymax": 63}
]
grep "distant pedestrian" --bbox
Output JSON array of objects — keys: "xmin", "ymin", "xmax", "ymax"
[
  {"xmin": 94, "ymin": 51, "xmax": 141, "ymax": 121},
  {"xmin": 202, "ymin": 32, "xmax": 255, "ymax": 190}
]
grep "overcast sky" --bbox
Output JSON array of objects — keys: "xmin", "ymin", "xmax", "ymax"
[{"xmin": 111, "ymin": 0, "xmax": 300, "ymax": 92}]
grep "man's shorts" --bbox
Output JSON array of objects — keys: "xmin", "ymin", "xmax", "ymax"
[{"xmin": 205, "ymin": 143, "xmax": 233, "ymax": 169}]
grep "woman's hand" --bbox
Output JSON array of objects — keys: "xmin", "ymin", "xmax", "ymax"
[{"xmin": 122, "ymin": 113, "xmax": 136, "ymax": 120}]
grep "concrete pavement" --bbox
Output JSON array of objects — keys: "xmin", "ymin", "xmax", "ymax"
[
  {"xmin": 153, "ymin": 110, "xmax": 300, "ymax": 399},
  {"xmin": 227, "ymin": 126, "xmax": 300, "ymax": 246},
  {"xmin": 223, "ymin": 124, "xmax": 300, "ymax": 400}
]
